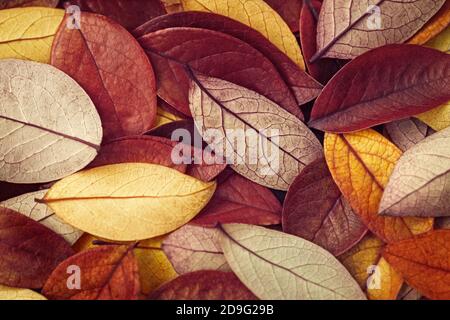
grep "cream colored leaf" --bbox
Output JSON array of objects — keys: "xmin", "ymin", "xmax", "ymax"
[
  {"xmin": 0, "ymin": 7, "xmax": 64, "ymax": 63},
  {"xmin": 0, "ymin": 190, "xmax": 83, "ymax": 245},
  {"xmin": 0, "ymin": 59, "xmax": 102, "ymax": 184},
  {"xmin": 162, "ymin": 224, "xmax": 230, "ymax": 274},
  {"xmin": 180, "ymin": 0, "xmax": 304, "ymax": 69},
  {"xmin": 189, "ymin": 74, "xmax": 323, "ymax": 191},
  {"xmin": 44, "ymin": 163, "xmax": 217, "ymax": 241},
  {"xmin": 219, "ymin": 223, "xmax": 366, "ymax": 300},
  {"xmin": 0, "ymin": 285, "xmax": 46, "ymax": 300}
]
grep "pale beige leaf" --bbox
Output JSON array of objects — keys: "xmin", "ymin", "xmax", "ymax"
[
  {"xmin": 384, "ymin": 118, "xmax": 429, "ymax": 152},
  {"xmin": 189, "ymin": 75, "xmax": 323, "ymax": 191},
  {"xmin": 219, "ymin": 223, "xmax": 366, "ymax": 300},
  {"xmin": 163, "ymin": 224, "xmax": 230, "ymax": 274},
  {"xmin": 0, "ymin": 285, "xmax": 46, "ymax": 300},
  {"xmin": 0, "ymin": 59, "xmax": 102, "ymax": 184},
  {"xmin": 379, "ymin": 127, "xmax": 450, "ymax": 217},
  {"xmin": 44, "ymin": 163, "xmax": 217, "ymax": 241},
  {"xmin": 0, "ymin": 190, "xmax": 83, "ymax": 245}
]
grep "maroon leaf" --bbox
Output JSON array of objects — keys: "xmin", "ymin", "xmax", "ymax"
[
  {"xmin": 282, "ymin": 158, "xmax": 367, "ymax": 256},
  {"xmin": 149, "ymin": 271, "xmax": 257, "ymax": 300},
  {"xmin": 0, "ymin": 207, "xmax": 74, "ymax": 288},
  {"xmin": 63, "ymin": 0, "xmax": 166, "ymax": 30},
  {"xmin": 51, "ymin": 13, "xmax": 157, "ymax": 141},
  {"xmin": 264, "ymin": 0, "xmax": 302, "ymax": 32},
  {"xmin": 309, "ymin": 45, "xmax": 450, "ymax": 133},
  {"xmin": 192, "ymin": 169, "xmax": 282, "ymax": 227}
]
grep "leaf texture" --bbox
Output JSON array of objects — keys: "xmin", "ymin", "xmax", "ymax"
[
  {"xmin": 384, "ymin": 118, "xmax": 430, "ymax": 152},
  {"xmin": 0, "ymin": 285, "xmax": 47, "ymax": 300},
  {"xmin": 408, "ymin": 1, "xmax": 450, "ymax": 45},
  {"xmin": 0, "ymin": 0, "xmax": 58, "ymax": 8}
]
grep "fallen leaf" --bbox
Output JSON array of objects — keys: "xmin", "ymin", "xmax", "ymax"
[
  {"xmin": 149, "ymin": 270, "xmax": 257, "ymax": 300},
  {"xmin": 0, "ymin": 7, "xmax": 64, "ymax": 63},
  {"xmin": 154, "ymin": 107, "xmax": 182, "ymax": 128},
  {"xmin": 312, "ymin": 0, "xmax": 446, "ymax": 60},
  {"xmin": 65, "ymin": 0, "xmax": 166, "ymax": 30},
  {"xmin": 162, "ymin": 224, "xmax": 230, "ymax": 274},
  {"xmin": 309, "ymin": 45, "xmax": 450, "ymax": 133},
  {"xmin": 324, "ymin": 129, "xmax": 433, "ymax": 242},
  {"xmin": 264, "ymin": 0, "xmax": 302, "ymax": 32},
  {"xmin": 134, "ymin": 11, "xmax": 322, "ymax": 107},
  {"xmin": 189, "ymin": 74, "xmax": 323, "ymax": 190},
  {"xmin": 282, "ymin": 158, "xmax": 367, "ymax": 256},
  {"xmin": 219, "ymin": 223, "xmax": 366, "ymax": 300},
  {"xmin": 43, "ymin": 163, "xmax": 216, "ymax": 241},
  {"xmin": 383, "ymin": 230, "xmax": 450, "ymax": 300},
  {"xmin": 0, "ymin": 59, "xmax": 102, "ymax": 184},
  {"xmin": 0, "ymin": 0, "xmax": 58, "ymax": 8},
  {"xmin": 180, "ymin": 0, "xmax": 305, "ymax": 69},
  {"xmin": 384, "ymin": 118, "xmax": 430, "ymax": 152},
  {"xmin": 0, "ymin": 207, "xmax": 74, "ymax": 288},
  {"xmin": 42, "ymin": 245, "xmax": 140, "ymax": 300},
  {"xmin": 193, "ymin": 169, "xmax": 281, "ymax": 227},
  {"xmin": 1, "ymin": 190, "xmax": 83, "ymax": 245},
  {"xmin": 408, "ymin": 1, "xmax": 450, "ymax": 45},
  {"xmin": 379, "ymin": 127, "xmax": 450, "ymax": 217},
  {"xmin": 0, "ymin": 285, "xmax": 47, "ymax": 300},
  {"xmin": 51, "ymin": 12, "xmax": 157, "ymax": 141}
]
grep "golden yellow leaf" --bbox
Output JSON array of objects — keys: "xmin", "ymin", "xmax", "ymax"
[
  {"xmin": 180, "ymin": 0, "xmax": 305, "ymax": 69},
  {"xmin": 154, "ymin": 107, "xmax": 181, "ymax": 128},
  {"xmin": 0, "ymin": 7, "xmax": 64, "ymax": 63},
  {"xmin": 0, "ymin": 285, "xmax": 47, "ymax": 300},
  {"xmin": 324, "ymin": 129, "xmax": 433, "ymax": 243},
  {"xmin": 43, "ymin": 163, "xmax": 216, "ymax": 241}
]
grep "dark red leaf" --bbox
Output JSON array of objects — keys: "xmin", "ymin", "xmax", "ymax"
[{"xmin": 264, "ymin": 0, "xmax": 302, "ymax": 32}]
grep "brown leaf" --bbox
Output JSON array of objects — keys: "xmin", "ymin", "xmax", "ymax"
[
  {"xmin": 0, "ymin": 0, "xmax": 58, "ymax": 8},
  {"xmin": 149, "ymin": 270, "xmax": 257, "ymax": 300},
  {"xmin": 51, "ymin": 12, "xmax": 157, "ymax": 141},
  {"xmin": 282, "ymin": 158, "xmax": 367, "ymax": 256},
  {"xmin": 0, "ymin": 207, "xmax": 74, "ymax": 288},
  {"xmin": 408, "ymin": 1, "xmax": 450, "ymax": 45},
  {"xmin": 43, "ymin": 245, "xmax": 140, "ymax": 299},
  {"xmin": 384, "ymin": 118, "xmax": 431, "ymax": 152}
]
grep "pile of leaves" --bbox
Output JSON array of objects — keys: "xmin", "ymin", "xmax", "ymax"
[{"xmin": 0, "ymin": 0, "xmax": 449, "ymax": 300}]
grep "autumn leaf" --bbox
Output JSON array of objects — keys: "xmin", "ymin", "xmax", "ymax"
[
  {"xmin": 162, "ymin": 224, "xmax": 230, "ymax": 274},
  {"xmin": 0, "ymin": 59, "xmax": 102, "ymax": 184},
  {"xmin": 0, "ymin": 285, "xmax": 47, "ymax": 300},
  {"xmin": 309, "ymin": 45, "xmax": 450, "ymax": 133},
  {"xmin": 66, "ymin": 0, "xmax": 166, "ymax": 30},
  {"xmin": 180, "ymin": 0, "xmax": 305, "ymax": 69},
  {"xmin": 193, "ymin": 169, "xmax": 281, "ymax": 227},
  {"xmin": 0, "ymin": 207, "xmax": 74, "ymax": 288},
  {"xmin": 264, "ymin": 0, "xmax": 301, "ymax": 32},
  {"xmin": 42, "ymin": 163, "xmax": 216, "ymax": 241},
  {"xmin": 0, "ymin": 190, "xmax": 83, "ymax": 245},
  {"xmin": 383, "ymin": 230, "xmax": 450, "ymax": 300},
  {"xmin": 384, "ymin": 118, "xmax": 430, "ymax": 152},
  {"xmin": 43, "ymin": 245, "xmax": 140, "ymax": 300},
  {"xmin": 0, "ymin": 0, "xmax": 58, "ymax": 8},
  {"xmin": 154, "ymin": 107, "xmax": 182, "ymax": 128},
  {"xmin": 282, "ymin": 158, "xmax": 367, "ymax": 256},
  {"xmin": 379, "ymin": 127, "xmax": 450, "ymax": 217},
  {"xmin": 51, "ymin": 12, "xmax": 157, "ymax": 141},
  {"xmin": 220, "ymin": 223, "xmax": 366, "ymax": 300},
  {"xmin": 190, "ymin": 74, "xmax": 323, "ymax": 190},
  {"xmin": 0, "ymin": 7, "xmax": 64, "ymax": 63},
  {"xmin": 150, "ymin": 270, "xmax": 257, "ymax": 300},
  {"xmin": 312, "ymin": 0, "xmax": 446, "ymax": 60},
  {"xmin": 408, "ymin": 1, "xmax": 450, "ymax": 45},
  {"xmin": 324, "ymin": 129, "xmax": 433, "ymax": 243}
]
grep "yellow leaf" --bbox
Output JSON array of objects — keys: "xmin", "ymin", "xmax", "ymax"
[
  {"xmin": 180, "ymin": 0, "xmax": 305, "ymax": 69},
  {"xmin": 0, "ymin": 8, "xmax": 64, "ymax": 63},
  {"xmin": 0, "ymin": 285, "xmax": 47, "ymax": 300},
  {"xmin": 154, "ymin": 107, "xmax": 181, "ymax": 128},
  {"xmin": 324, "ymin": 129, "xmax": 433, "ymax": 243},
  {"xmin": 43, "ymin": 163, "xmax": 216, "ymax": 241},
  {"xmin": 366, "ymin": 257, "xmax": 403, "ymax": 300}
]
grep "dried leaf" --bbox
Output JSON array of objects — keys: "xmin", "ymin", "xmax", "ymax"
[
  {"xmin": 384, "ymin": 118, "xmax": 429, "ymax": 152},
  {"xmin": 220, "ymin": 223, "xmax": 366, "ymax": 300},
  {"xmin": 0, "ymin": 207, "xmax": 74, "ymax": 288},
  {"xmin": 379, "ymin": 127, "xmax": 450, "ymax": 217},
  {"xmin": 162, "ymin": 224, "xmax": 230, "ymax": 274},
  {"xmin": 408, "ymin": 1, "xmax": 450, "ymax": 45},
  {"xmin": 0, "ymin": 285, "xmax": 46, "ymax": 300},
  {"xmin": 0, "ymin": 7, "xmax": 64, "ymax": 63},
  {"xmin": 149, "ymin": 270, "xmax": 257, "ymax": 300},
  {"xmin": 154, "ymin": 107, "xmax": 181, "ymax": 128},
  {"xmin": 51, "ymin": 12, "xmax": 157, "ymax": 141},
  {"xmin": 264, "ymin": 0, "xmax": 302, "ymax": 32},
  {"xmin": 43, "ymin": 163, "xmax": 216, "ymax": 241},
  {"xmin": 383, "ymin": 230, "xmax": 450, "ymax": 300},
  {"xmin": 193, "ymin": 170, "xmax": 281, "ymax": 227},
  {"xmin": 189, "ymin": 74, "xmax": 323, "ymax": 190},
  {"xmin": 180, "ymin": 0, "xmax": 305, "ymax": 69},
  {"xmin": 0, "ymin": 59, "xmax": 102, "ymax": 184},
  {"xmin": 313, "ymin": 0, "xmax": 446, "ymax": 60},
  {"xmin": 324, "ymin": 129, "xmax": 433, "ymax": 242},
  {"xmin": 309, "ymin": 45, "xmax": 450, "ymax": 133},
  {"xmin": 42, "ymin": 245, "xmax": 140, "ymax": 300},
  {"xmin": 0, "ymin": 190, "xmax": 83, "ymax": 245},
  {"xmin": 0, "ymin": 0, "xmax": 58, "ymax": 8},
  {"xmin": 282, "ymin": 158, "xmax": 367, "ymax": 256}
]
